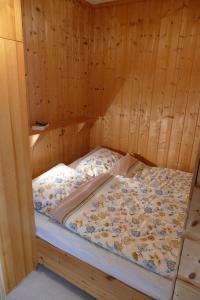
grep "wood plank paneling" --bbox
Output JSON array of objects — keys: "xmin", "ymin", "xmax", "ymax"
[
  {"xmin": 0, "ymin": 0, "xmax": 23, "ymax": 41},
  {"xmin": 186, "ymin": 187, "xmax": 200, "ymax": 240},
  {"xmin": 24, "ymin": 0, "xmax": 200, "ymax": 174},
  {"xmin": 22, "ymin": 0, "xmax": 92, "ymax": 125},
  {"xmin": 178, "ymin": 238, "xmax": 200, "ymax": 289},
  {"xmin": 30, "ymin": 123, "xmax": 91, "ymax": 178},
  {"xmin": 22, "ymin": 0, "xmax": 93, "ymax": 176},
  {"xmin": 0, "ymin": 262, "xmax": 6, "ymax": 300},
  {"xmin": 173, "ymin": 279, "xmax": 200, "ymax": 300},
  {"xmin": 0, "ymin": 35, "xmax": 36, "ymax": 292},
  {"xmin": 0, "ymin": 0, "xmax": 35, "ymax": 292},
  {"xmin": 89, "ymin": 0, "xmax": 200, "ymax": 172},
  {"xmin": 173, "ymin": 149, "xmax": 200, "ymax": 298}
]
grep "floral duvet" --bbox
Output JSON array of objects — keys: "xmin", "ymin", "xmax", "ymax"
[
  {"xmin": 128, "ymin": 164, "xmax": 192, "ymax": 196},
  {"xmin": 64, "ymin": 172, "xmax": 192, "ymax": 279}
]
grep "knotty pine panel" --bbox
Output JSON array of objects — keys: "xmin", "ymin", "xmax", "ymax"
[
  {"xmin": 0, "ymin": 36, "xmax": 36, "ymax": 292},
  {"xmin": 89, "ymin": 0, "xmax": 200, "ymax": 172},
  {"xmin": 22, "ymin": 0, "xmax": 92, "ymax": 125},
  {"xmin": 22, "ymin": 0, "xmax": 92, "ymax": 176},
  {"xmin": 0, "ymin": 0, "xmax": 23, "ymax": 41},
  {"xmin": 30, "ymin": 123, "xmax": 91, "ymax": 178}
]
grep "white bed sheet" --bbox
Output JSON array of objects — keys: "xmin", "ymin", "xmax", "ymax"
[{"xmin": 35, "ymin": 212, "xmax": 174, "ymax": 300}]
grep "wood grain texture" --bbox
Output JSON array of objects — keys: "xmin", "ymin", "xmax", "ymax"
[
  {"xmin": 22, "ymin": 0, "xmax": 93, "ymax": 176},
  {"xmin": 0, "ymin": 0, "xmax": 23, "ymax": 41},
  {"xmin": 173, "ymin": 148, "xmax": 200, "ymax": 298},
  {"xmin": 197, "ymin": 166, "xmax": 200, "ymax": 186},
  {"xmin": 37, "ymin": 237, "xmax": 152, "ymax": 300},
  {"xmin": 31, "ymin": 123, "xmax": 92, "ymax": 178},
  {"xmin": 178, "ymin": 239, "xmax": 200, "ymax": 289},
  {"xmin": 89, "ymin": 0, "xmax": 200, "ymax": 172},
  {"xmin": 0, "ymin": 262, "xmax": 6, "ymax": 300},
  {"xmin": 24, "ymin": 0, "xmax": 200, "ymax": 174},
  {"xmin": 173, "ymin": 279, "xmax": 200, "ymax": 300},
  {"xmin": 22, "ymin": 0, "xmax": 92, "ymax": 125},
  {"xmin": 93, "ymin": 0, "xmax": 144, "ymax": 7},
  {"xmin": 29, "ymin": 117, "xmax": 97, "ymax": 135},
  {"xmin": 0, "ymin": 36, "xmax": 36, "ymax": 292},
  {"xmin": 186, "ymin": 187, "xmax": 200, "ymax": 240}
]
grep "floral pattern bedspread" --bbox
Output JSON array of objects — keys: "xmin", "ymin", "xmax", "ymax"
[
  {"xmin": 64, "ymin": 173, "xmax": 192, "ymax": 278},
  {"xmin": 33, "ymin": 164, "xmax": 90, "ymax": 216},
  {"xmin": 75, "ymin": 148, "xmax": 123, "ymax": 177},
  {"xmin": 128, "ymin": 165, "xmax": 192, "ymax": 195}
]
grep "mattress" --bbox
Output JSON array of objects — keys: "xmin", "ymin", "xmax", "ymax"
[{"xmin": 35, "ymin": 211, "xmax": 174, "ymax": 300}]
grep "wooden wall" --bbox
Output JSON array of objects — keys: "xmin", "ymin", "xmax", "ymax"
[
  {"xmin": 22, "ymin": 0, "xmax": 93, "ymax": 177},
  {"xmin": 30, "ymin": 123, "xmax": 91, "ymax": 178},
  {"xmin": 89, "ymin": 0, "xmax": 200, "ymax": 172},
  {"xmin": 23, "ymin": 0, "xmax": 200, "ymax": 174},
  {"xmin": 22, "ymin": 0, "xmax": 92, "ymax": 124},
  {"xmin": 0, "ymin": 0, "xmax": 36, "ymax": 292}
]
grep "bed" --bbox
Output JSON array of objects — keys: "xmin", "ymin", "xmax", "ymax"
[{"xmin": 33, "ymin": 147, "xmax": 193, "ymax": 300}]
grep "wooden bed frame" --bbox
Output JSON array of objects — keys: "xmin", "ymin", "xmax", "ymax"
[
  {"xmin": 105, "ymin": 146, "xmax": 157, "ymax": 167},
  {"xmin": 37, "ymin": 238, "xmax": 152, "ymax": 300}
]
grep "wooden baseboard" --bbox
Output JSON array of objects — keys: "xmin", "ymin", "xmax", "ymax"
[{"xmin": 37, "ymin": 238, "xmax": 152, "ymax": 300}]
